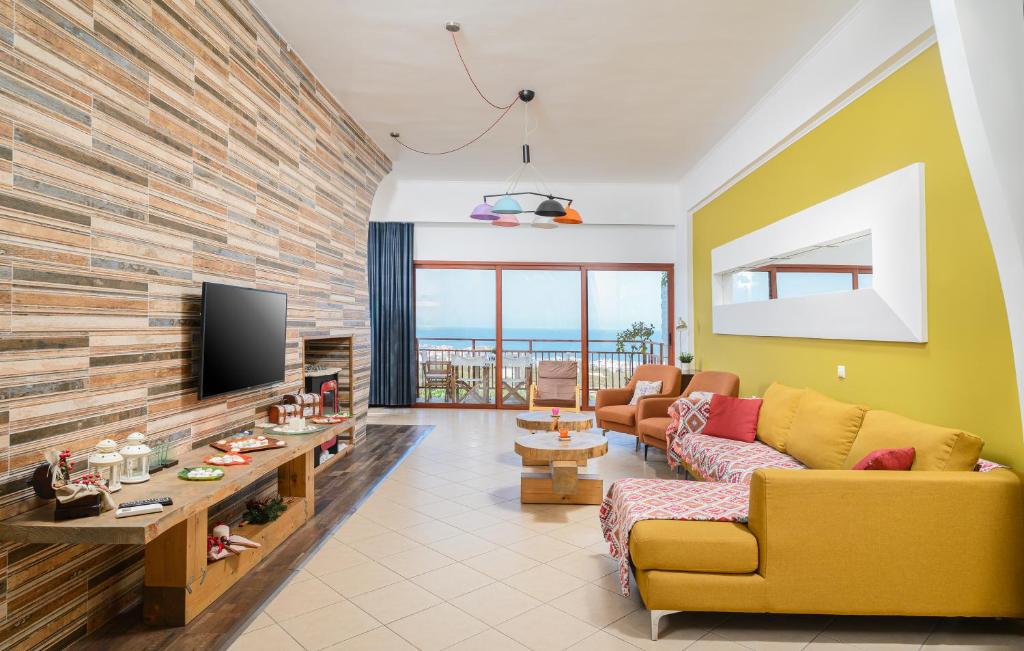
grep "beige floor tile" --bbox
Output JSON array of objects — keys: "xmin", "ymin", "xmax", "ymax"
[
  {"xmin": 240, "ymin": 611, "xmax": 275, "ymax": 634},
  {"xmin": 349, "ymin": 580, "xmax": 442, "ymax": 623},
  {"xmin": 547, "ymin": 548, "xmax": 620, "ymax": 581},
  {"xmin": 348, "ymin": 530, "xmax": 419, "ymax": 557},
  {"xmin": 358, "ymin": 502, "xmax": 434, "ymax": 529},
  {"xmin": 712, "ymin": 613, "xmax": 832, "ymax": 650},
  {"xmin": 377, "ymin": 546, "xmax": 455, "ymax": 578},
  {"xmin": 688, "ymin": 632, "xmax": 756, "ymax": 650},
  {"xmin": 922, "ymin": 617, "xmax": 1024, "ymax": 647},
  {"xmin": 319, "ymin": 560, "xmax": 403, "ymax": 598},
  {"xmin": 332, "ymin": 515, "xmax": 390, "ymax": 544},
  {"xmin": 443, "ymin": 509, "xmax": 507, "ymax": 532},
  {"xmin": 547, "ymin": 522, "xmax": 607, "ymax": 548},
  {"xmin": 410, "ymin": 562, "xmax": 494, "ymax": 599},
  {"xmin": 463, "ymin": 547, "xmax": 540, "ymax": 580},
  {"xmin": 411, "ymin": 498, "xmax": 475, "ymax": 519},
  {"xmin": 388, "ymin": 602, "xmax": 489, "ymax": 651},
  {"xmin": 302, "ymin": 540, "xmax": 372, "ymax": 577},
  {"xmin": 446, "ymin": 628, "xmax": 531, "ymax": 650},
  {"xmin": 401, "ymin": 519, "xmax": 464, "ymax": 544},
  {"xmin": 506, "ymin": 534, "xmax": 579, "ymax": 562},
  {"xmin": 502, "ymin": 564, "xmax": 587, "ymax": 602},
  {"xmin": 452, "ymin": 491, "xmax": 512, "ymax": 509},
  {"xmin": 567, "ymin": 630, "xmax": 641, "ymax": 650},
  {"xmin": 550, "ymin": 583, "xmax": 641, "ymax": 627},
  {"xmin": 426, "ymin": 481, "xmax": 481, "ymax": 498},
  {"xmin": 605, "ymin": 609, "xmax": 727, "ymax": 650},
  {"xmin": 228, "ymin": 623, "xmax": 304, "ymax": 651},
  {"xmin": 278, "ymin": 601, "xmax": 379, "ymax": 649},
  {"xmin": 819, "ymin": 615, "xmax": 937, "ymax": 648},
  {"xmin": 450, "ymin": 581, "xmax": 542, "ymax": 626},
  {"xmin": 395, "ymin": 469, "xmax": 454, "ymax": 489},
  {"xmin": 324, "ymin": 626, "xmax": 416, "ymax": 650},
  {"xmin": 286, "ymin": 568, "xmax": 318, "ymax": 586},
  {"xmin": 475, "ymin": 521, "xmax": 540, "ymax": 545},
  {"xmin": 265, "ymin": 576, "xmax": 345, "ymax": 622},
  {"xmin": 427, "ymin": 532, "xmax": 500, "ymax": 561},
  {"xmin": 497, "ymin": 605, "xmax": 598, "ymax": 650}
]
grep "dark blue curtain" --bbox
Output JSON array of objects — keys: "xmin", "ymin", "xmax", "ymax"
[{"xmin": 368, "ymin": 222, "xmax": 416, "ymax": 406}]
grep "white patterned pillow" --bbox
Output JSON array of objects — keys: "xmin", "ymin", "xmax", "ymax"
[{"xmin": 628, "ymin": 380, "xmax": 663, "ymax": 405}]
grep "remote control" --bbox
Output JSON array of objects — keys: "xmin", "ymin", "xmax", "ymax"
[
  {"xmin": 115, "ymin": 503, "xmax": 164, "ymax": 518},
  {"xmin": 118, "ymin": 497, "xmax": 173, "ymax": 509}
]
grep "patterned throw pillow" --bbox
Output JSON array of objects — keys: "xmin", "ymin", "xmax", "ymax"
[
  {"xmin": 666, "ymin": 391, "xmax": 715, "ymax": 438},
  {"xmin": 628, "ymin": 380, "xmax": 663, "ymax": 405}
]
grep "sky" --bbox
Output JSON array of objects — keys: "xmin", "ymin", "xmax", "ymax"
[{"xmin": 415, "ymin": 268, "xmax": 666, "ymax": 334}]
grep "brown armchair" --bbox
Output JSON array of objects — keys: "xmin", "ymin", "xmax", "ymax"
[
  {"xmin": 595, "ymin": 364, "xmax": 683, "ymax": 444},
  {"xmin": 637, "ymin": 370, "xmax": 740, "ymax": 457}
]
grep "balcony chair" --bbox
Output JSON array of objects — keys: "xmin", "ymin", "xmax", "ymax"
[
  {"xmin": 528, "ymin": 360, "xmax": 581, "ymax": 412},
  {"xmin": 595, "ymin": 364, "xmax": 683, "ymax": 446},
  {"xmin": 421, "ymin": 358, "xmax": 453, "ymax": 403},
  {"xmin": 637, "ymin": 370, "xmax": 740, "ymax": 459}
]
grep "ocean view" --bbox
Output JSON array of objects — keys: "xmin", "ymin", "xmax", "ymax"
[{"xmin": 416, "ymin": 326, "xmax": 668, "ymax": 354}]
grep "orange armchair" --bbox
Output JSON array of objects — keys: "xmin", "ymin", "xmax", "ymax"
[
  {"xmin": 595, "ymin": 364, "xmax": 683, "ymax": 444},
  {"xmin": 637, "ymin": 370, "xmax": 740, "ymax": 456}
]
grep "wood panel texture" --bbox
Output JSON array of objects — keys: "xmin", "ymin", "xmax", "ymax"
[{"xmin": 0, "ymin": 0, "xmax": 390, "ymax": 647}]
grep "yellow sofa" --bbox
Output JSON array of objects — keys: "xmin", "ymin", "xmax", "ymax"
[{"xmin": 629, "ymin": 384, "xmax": 1024, "ymax": 640}]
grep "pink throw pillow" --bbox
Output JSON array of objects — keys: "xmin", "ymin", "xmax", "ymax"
[
  {"xmin": 852, "ymin": 447, "xmax": 915, "ymax": 471},
  {"xmin": 703, "ymin": 394, "xmax": 762, "ymax": 443}
]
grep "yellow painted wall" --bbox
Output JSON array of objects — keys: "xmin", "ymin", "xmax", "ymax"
[{"xmin": 692, "ymin": 46, "xmax": 1023, "ymax": 467}]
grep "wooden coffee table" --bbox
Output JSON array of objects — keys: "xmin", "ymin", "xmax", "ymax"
[
  {"xmin": 515, "ymin": 411, "xmax": 593, "ymax": 434},
  {"xmin": 514, "ymin": 431, "xmax": 609, "ymax": 505}
]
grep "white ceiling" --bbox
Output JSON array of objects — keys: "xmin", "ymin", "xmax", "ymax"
[{"xmin": 252, "ymin": 0, "xmax": 856, "ymax": 182}]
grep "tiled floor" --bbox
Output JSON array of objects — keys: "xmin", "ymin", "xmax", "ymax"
[{"xmin": 229, "ymin": 408, "xmax": 1024, "ymax": 650}]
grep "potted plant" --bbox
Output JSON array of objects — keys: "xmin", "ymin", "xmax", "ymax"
[
  {"xmin": 678, "ymin": 352, "xmax": 694, "ymax": 373},
  {"xmin": 616, "ymin": 321, "xmax": 656, "ymax": 357}
]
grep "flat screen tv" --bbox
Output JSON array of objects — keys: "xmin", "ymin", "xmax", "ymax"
[{"xmin": 199, "ymin": 282, "xmax": 288, "ymax": 400}]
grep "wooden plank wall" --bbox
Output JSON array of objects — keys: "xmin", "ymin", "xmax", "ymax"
[{"xmin": 0, "ymin": 0, "xmax": 391, "ymax": 647}]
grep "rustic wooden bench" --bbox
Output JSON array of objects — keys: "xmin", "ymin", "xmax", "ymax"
[{"xmin": 0, "ymin": 422, "xmax": 352, "ymax": 626}]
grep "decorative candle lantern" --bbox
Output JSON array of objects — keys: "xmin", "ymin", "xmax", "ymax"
[
  {"xmin": 88, "ymin": 439, "xmax": 123, "ymax": 492},
  {"xmin": 120, "ymin": 432, "xmax": 151, "ymax": 484}
]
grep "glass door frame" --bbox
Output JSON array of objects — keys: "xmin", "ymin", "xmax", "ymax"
[{"xmin": 414, "ymin": 260, "xmax": 675, "ymax": 410}]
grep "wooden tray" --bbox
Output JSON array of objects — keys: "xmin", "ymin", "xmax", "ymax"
[
  {"xmin": 210, "ymin": 436, "xmax": 287, "ymax": 454},
  {"xmin": 310, "ymin": 415, "xmax": 348, "ymax": 424}
]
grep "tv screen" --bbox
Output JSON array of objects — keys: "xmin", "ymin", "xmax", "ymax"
[{"xmin": 199, "ymin": 282, "xmax": 287, "ymax": 400}]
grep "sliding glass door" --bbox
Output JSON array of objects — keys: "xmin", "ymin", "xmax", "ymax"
[{"xmin": 414, "ymin": 262, "xmax": 672, "ymax": 408}]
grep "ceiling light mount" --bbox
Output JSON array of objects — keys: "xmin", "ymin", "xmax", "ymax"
[
  {"xmin": 518, "ymin": 89, "xmax": 535, "ymax": 103},
  {"xmin": 445, "ymin": 21, "xmax": 461, "ymax": 33}
]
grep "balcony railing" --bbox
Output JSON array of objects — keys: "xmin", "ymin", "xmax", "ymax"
[{"xmin": 416, "ymin": 337, "xmax": 668, "ymax": 405}]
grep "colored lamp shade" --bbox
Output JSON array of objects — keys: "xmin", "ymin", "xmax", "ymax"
[
  {"xmin": 530, "ymin": 216, "xmax": 557, "ymax": 229},
  {"xmin": 492, "ymin": 196, "xmax": 523, "ymax": 214},
  {"xmin": 534, "ymin": 198, "xmax": 566, "ymax": 217},
  {"xmin": 554, "ymin": 207, "xmax": 582, "ymax": 224},
  {"xmin": 470, "ymin": 202, "xmax": 498, "ymax": 220},
  {"xmin": 492, "ymin": 213, "xmax": 520, "ymax": 227}
]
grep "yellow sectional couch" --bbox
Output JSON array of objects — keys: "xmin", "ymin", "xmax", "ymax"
[{"xmin": 630, "ymin": 384, "xmax": 1024, "ymax": 640}]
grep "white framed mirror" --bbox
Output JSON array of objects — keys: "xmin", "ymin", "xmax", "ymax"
[{"xmin": 711, "ymin": 163, "xmax": 926, "ymax": 342}]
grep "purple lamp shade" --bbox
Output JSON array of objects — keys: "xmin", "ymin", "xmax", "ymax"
[{"xmin": 470, "ymin": 203, "xmax": 498, "ymax": 220}]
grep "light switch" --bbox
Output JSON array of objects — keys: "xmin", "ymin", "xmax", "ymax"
[{"xmin": 837, "ymin": 365, "xmax": 846, "ymax": 379}]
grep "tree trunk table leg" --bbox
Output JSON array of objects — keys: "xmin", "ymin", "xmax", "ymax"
[
  {"xmin": 143, "ymin": 509, "xmax": 207, "ymax": 626},
  {"xmin": 551, "ymin": 461, "xmax": 578, "ymax": 495}
]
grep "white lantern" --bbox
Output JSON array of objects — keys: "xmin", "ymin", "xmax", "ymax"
[
  {"xmin": 120, "ymin": 432, "xmax": 151, "ymax": 484},
  {"xmin": 88, "ymin": 439, "xmax": 123, "ymax": 492}
]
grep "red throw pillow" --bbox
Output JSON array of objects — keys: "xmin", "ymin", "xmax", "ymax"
[
  {"xmin": 703, "ymin": 394, "xmax": 763, "ymax": 443},
  {"xmin": 852, "ymin": 447, "xmax": 916, "ymax": 471}
]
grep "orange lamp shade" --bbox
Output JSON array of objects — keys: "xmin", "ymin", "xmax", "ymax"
[{"xmin": 554, "ymin": 207, "xmax": 582, "ymax": 224}]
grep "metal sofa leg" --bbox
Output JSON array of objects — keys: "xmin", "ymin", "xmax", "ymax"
[
  {"xmin": 643, "ymin": 444, "xmax": 649, "ymax": 460},
  {"xmin": 635, "ymin": 437, "xmax": 640, "ymax": 451},
  {"xmin": 650, "ymin": 610, "xmax": 681, "ymax": 641}
]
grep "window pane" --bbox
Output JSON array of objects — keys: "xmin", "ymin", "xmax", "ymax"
[
  {"xmin": 415, "ymin": 268, "xmax": 496, "ymax": 404},
  {"xmin": 776, "ymin": 272, "xmax": 853, "ymax": 298},
  {"xmin": 729, "ymin": 271, "xmax": 770, "ymax": 303},
  {"xmin": 587, "ymin": 270, "xmax": 669, "ymax": 403},
  {"xmin": 501, "ymin": 270, "xmax": 581, "ymax": 406},
  {"xmin": 858, "ymin": 273, "xmax": 873, "ymax": 289}
]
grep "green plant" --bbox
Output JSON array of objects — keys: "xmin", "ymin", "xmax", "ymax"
[
  {"xmin": 616, "ymin": 321, "xmax": 656, "ymax": 354},
  {"xmin": 678, "ymin": 352, "xmax": 694, "ymax": 364},
  {"xmin": 243, "ymin": 496, "xmax": 288, "ymax": 524}
]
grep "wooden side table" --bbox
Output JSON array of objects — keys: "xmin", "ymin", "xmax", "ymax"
[{"xmin": 514, "ymin": 431, "xmax": 608, "ymax": 505}]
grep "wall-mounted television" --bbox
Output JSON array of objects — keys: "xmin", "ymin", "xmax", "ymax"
[{"xmin": 198, "ymin": 282, "xmax": 288, "ymax": 400}]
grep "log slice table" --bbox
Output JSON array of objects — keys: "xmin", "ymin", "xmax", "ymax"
[
  {"xmin": 514, "ymin": 431, "xmax": 608, "ymax": 505},
  {"xmin": 515, "ymin": 411, "xmax": 593, "ymax": 434}
]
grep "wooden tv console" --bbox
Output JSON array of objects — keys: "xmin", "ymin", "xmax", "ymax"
[{"xmin": 0, "ymin": 421, "xmax": 352, "ymax": 626}]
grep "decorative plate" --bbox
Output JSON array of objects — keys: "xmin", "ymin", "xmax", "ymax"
[
  {"xmin": 310, "ymin": 415, "xmax": 348, "ymax": 424},
  {"xmin": 177, "ymin": 466, "xmax": 225, "ymax": 481},
  {"xmin": 210, "ymin": 436, "xmax": 286, "ymax": 453},
  {"xmin": 203, "ymin": 454, "xmax": 252, "ymax": 466},
  {"xmin": 270, "ymin": 424, "xmax": 325, "ymax": 435}
]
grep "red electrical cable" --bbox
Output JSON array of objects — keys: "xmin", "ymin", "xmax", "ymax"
[
  {"xmin": 451, "ymin": 32, "xmax": 518, "ymax": 110},
  {"xmin": 391, "ymin": 99, "xmax": 518, "ymax": 156}
]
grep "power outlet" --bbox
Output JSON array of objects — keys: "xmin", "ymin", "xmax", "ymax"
[{"xmin": 837, "ymin": 365, "xmax": 846, "ymax": 380}]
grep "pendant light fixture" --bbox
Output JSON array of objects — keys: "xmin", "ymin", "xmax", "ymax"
[{"xmin": 388, "ymin": 22, "xmax": 583, "ymax": 230}]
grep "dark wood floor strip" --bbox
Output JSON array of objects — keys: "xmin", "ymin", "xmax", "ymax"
[{"xmin": 69, "ymin": 424, "xmax": 434, "ymax": 651}]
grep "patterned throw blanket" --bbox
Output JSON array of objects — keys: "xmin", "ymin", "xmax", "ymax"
[{"xmin": 599, "ymin": 478, "xmax": 750, "ymax": 595}]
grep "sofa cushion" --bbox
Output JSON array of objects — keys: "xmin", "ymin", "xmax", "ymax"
[
  {"xmin": 630, "ymin": 520, "xmax": 758, "ymax": 573},
  {"xmin": 629, "ymin": 380, "xmax": 663, "ymax": 405},
  {"xmin": 756, "ymin": 383, "xmax": 805, "ymax": 452},
  {"xmin": 598, "ymin": 404, "xmax": 637, "ymax": 427},
  {"xmin": 844, "ymin": 410, "xmax": 985, "ymax": 471},
  {"xmin": 785, "ymin": 390, "xmax": 867, "ymax": 470},
  {"xmin": 852, "ymin": 447, "xmax": 916, "ymax": 470},
  {"xmin": 704, "ymin": 395, "xmax": 762, "ymax": 443},
  {"xmin": 671, "ymin": 434, "xmax": 806, "ymax": 483},
  {"xmin": 638, "ymin": 417, "xmax": 672, "ymax": 442}
]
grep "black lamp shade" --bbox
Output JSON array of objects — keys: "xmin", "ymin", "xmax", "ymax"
[{"xmin": 535, "ymin": 198, "xmax": 566, "ymax": 217}]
